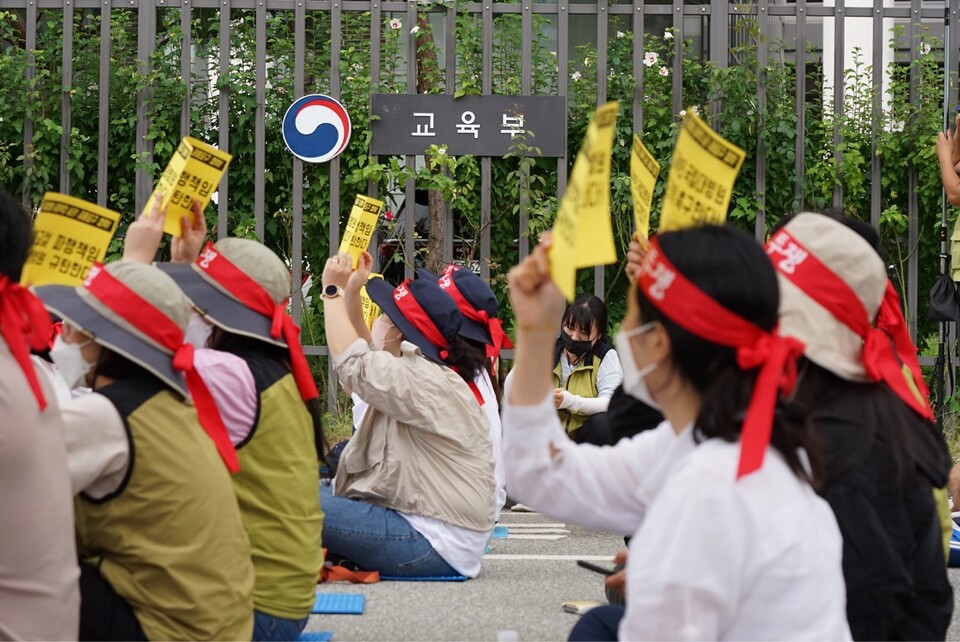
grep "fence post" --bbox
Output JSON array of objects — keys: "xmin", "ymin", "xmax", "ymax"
[{"xmin": 135, "ymin": 0, "xmax": 156, "ymax": 215}]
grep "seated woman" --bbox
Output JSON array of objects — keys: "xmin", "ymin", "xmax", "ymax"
[
  {"xmin": 37, "ymin": 261, "xmax": 254, "ymax": 641},
  {"xmin": 502, "ymin": 227, "xmax": 850, "ymax": 640},
  {"xmin": 553, "ymin": 295, "xmax": 622, "ymax": 445},
  {"xmin": 321, "ymin": 251, "xmax": 495, "ymax": 578}
]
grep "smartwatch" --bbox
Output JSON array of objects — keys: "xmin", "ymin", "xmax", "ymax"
[{"xmin": 322, "ymin": 284, "xmax": 344, "ymax": 300}]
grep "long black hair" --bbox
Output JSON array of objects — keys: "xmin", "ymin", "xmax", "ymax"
[
  {"xmin": 635, "ymin": 225, "xmax": 820, "ymax": 484},
  {"xmin": 443, "ymin": 334, "xmax": 487, "ymax": 383},
  {"xmin": 562, "ymin": 294, "xmax": 609, "ymax": 341},
  {"xmin": 209, "ymin": 327, "xmax": 331, "ymax": 470}
]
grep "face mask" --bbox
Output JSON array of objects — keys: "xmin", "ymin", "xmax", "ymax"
[
  {"xmin": 370, "ymin": 316, "xmax": 401, "ymax": 351},
  {"xmin": 49, "ymin": 335, "xmax": 94, "ymax": 389},
  {"xmin": 560, "ymin": 330, "xmax": 593, "ymax": 358},
  {"xmin": 615, "ymin": 322, "xmax": 660, "ymax": 410},
  {"xmin": 184, "ymin": 313, "xmax": 213, "ymax": 349}
]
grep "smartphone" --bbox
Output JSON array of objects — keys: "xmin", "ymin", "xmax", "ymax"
[
  {"xmin": 576, "ymin": 559, "xmax": 615, "ymax": 576},
  {"xmin": 562, "ymin": 600, "xmax": 604, "ymax": 615}
]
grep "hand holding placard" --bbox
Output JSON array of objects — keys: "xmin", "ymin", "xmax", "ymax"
[
  {"xmin": 630, "ymin": 135, "xmax": 660, "ymax": 239},
  {"xmin": 143, "ymin": 137, "xmax": 231, "ymax": 238},
  {"xmin": 548, "ymin": 101, "xmax": 620, "ymax": 301},
  {"xmin": 21, "ymin": 193, "xmax": 122, "ymax": 287},
  {"xmin": 360, "ymin": 274, "xmax": 383, "ymax": 330},
  {"xmin": 659, "ymin": 110, "xmax": 745, "ymax": 231}
]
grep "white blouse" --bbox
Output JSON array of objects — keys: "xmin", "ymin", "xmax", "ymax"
[{"xmin": 502, "ymin": 388, "xmax": 851, "ymax": 641}]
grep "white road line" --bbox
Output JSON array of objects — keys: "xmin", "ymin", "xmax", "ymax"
[
  {"xmin": 498, "ymin": 523, "xmax": 567, "ymax": 529},
  {"xmin": 505, "ymin": 534, "xmax": 568, "ymax": 540},
  {"xmin": 483, "ymin": 554, "xmax": 614, "ymax": 561},
  {"xmin": 502, "ymin": 529, "xmax": 571, "ymax": 535}
]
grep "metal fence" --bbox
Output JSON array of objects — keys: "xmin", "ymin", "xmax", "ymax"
[{"xmin": 1, "ymin": 0, "xmax": 959, "ymax": 400}]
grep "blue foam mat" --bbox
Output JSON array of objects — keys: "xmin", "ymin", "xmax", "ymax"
[
  {"xmin": 312, "ymin": 592, "xmax": 365, "ymax": 614},
  {"xmin": 380, "ymin": 575, "xmax": 468, "ymax": 582},
  {"xmin": 492, "ymin": 525, "xmax": 508, "ymax": 539},
  {"xmin": 299, "ymin": 632, "xmax": 333, "ymax": 641}
]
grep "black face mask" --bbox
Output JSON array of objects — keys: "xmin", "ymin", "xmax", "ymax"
[{"xmin": 561, "ymin": 330, "xmax": 593, "ymax": 357}]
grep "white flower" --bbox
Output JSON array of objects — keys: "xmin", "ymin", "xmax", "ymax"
[
  {"xmin": 389, "ymin": 18, "xmax": 402, "ymax": 29},
  {"xmin": 410, "ymin": 25, "xmax": 420, "ymax": 34},
  {"xmin": 437, "ymin": 147, "xmax": 447, "ymax": 155},
  {"xmin": 549, "ymin": 51, "xmax": 557, "ymax": 57},
  {"xmin": 664, "ymin": 30, "xmax": 674, "ymax": 40},
  {"xmin": 690, "ymin": 105, "xmax": 700, "ymax": 115},
  {"xmin": 643, "ymin": 52, "xmax": 659, "ymax": 67},
  {"xmin": 571, "ymin": 71, "xmax": 582, "ymax": 82},
  {"xmin": 679, "ymin": 109, "xmax": 686, "ymax": 118},
  {"xmin": 616, "ymin": 31, "xmax": 626, "ymax": 39},
  {"xmin": 920, "ymin": 42, "xmax": 931, "ymax": 55},
  {"xmin": 659, "ymin": 66, "xmax": 669, "ymax": 77}
]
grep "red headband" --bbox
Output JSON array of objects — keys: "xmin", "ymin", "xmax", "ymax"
[
  {"xmin": 766, "ymin": 229, "xmax": 933, "ymax": 420},
  {"xmin": 195, "ymin": 243, "xmax": 318, "ymax": 402},
  {"xmin": 393, "ymin": 280, "xmax": 450, "ymax": 362},
  {"xmin": 437, "ymin": 272, "xmax": 513, "ymax": 359},
  {"xmin": 83, "ymin": 264, "xmax": 239, "ymax": 473},
  {"xmin": 639, "ymin": 238, "xmax": 805, "ymax": 479},
  {"xmin": 1, "ymin": 277, "xmax": 52, "ymax": 410}
]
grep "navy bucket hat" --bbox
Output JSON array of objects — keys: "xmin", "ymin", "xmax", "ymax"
[{"xmin": 365, "ymin": 276, "xmax": 463, "ymax": 365}]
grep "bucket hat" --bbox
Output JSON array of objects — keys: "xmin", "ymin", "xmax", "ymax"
[
  {"xmin": 157, "ymin": 239, "xmax": 318, "ymax": 401},
  {"xmin": 366, "ymin": 276, "xmax": 463, "ymax": 365},
  {"xmin": 768, "ymin": 212, "xmax": 933, "ymax": 420},
  {"xmin": 35, "ymin": 261, "xmax": 240, "ymax": 471}
]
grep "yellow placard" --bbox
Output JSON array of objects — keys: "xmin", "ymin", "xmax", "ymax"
[
  {"xmin": 143, "ymin": 137, "xmax": 232, "ymax": 237},
  {"xmin": 360, "ymin": 273, "xmax": 383, "ymax": 330},
  {"xmin": 339, "ymin": 195, "xmax": 384, "ymax": 268},
  {"xmin": 21, "ymin": 193, "xmax": 122, "ymax": 287},
  {"xmin": 630, "ymin": 135, "xmax": 660, "ymax": 239},
  {"xmin": 548, "ymin": 101, "xmax": 620, "ymax": 301},
  {"xmin": 659, "ymin": 110, "xmax": 745, "ymax": 231}
]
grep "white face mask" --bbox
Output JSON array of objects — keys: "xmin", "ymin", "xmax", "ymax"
[
  {"xmin": 370, "ymin": 315, "xmax": 401, "ymax": 351},
  {"xmin": 49, "ymin": 335, "xmax": 94, "ymax": 389},
  {"xmin": 615, "ymin": 322, "xmax": 661, "ymax": 410},
  {"xmin": 184, "ymin": 312, "xmax": 213, "ymax": 349}
]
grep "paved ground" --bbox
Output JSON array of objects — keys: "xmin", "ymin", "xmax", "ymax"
[{"xmin": 306, "ymin": 510, "xmax": 960, "ymax": 641}]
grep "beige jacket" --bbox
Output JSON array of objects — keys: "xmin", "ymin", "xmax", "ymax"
[{"xmin": 334, "ymin": 339, "xmax": 496, "ymax": 531}]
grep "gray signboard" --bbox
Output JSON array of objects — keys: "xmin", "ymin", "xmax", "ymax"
[{"xmin": 370, "ymin": 94, "xmax": 566, "ymax": 158}]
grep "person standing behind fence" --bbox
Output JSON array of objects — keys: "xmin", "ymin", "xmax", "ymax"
[
  {"xmin": 320, "ymin": 251, "xmax": 496, "ymax": 578},
  {"xmin": 36, "ymin": 259, "xmax": 255, "ymax": 641},
  {"xmin": 765, "ymin": 212, "xmax": 952, "ymax": 640},
  {"xmin": 0, "ymin": 190, "xmax": 80, "ymax": 640}
]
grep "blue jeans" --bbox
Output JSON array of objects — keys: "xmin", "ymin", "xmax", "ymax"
[
  {"xmin": 568, "ymin": 605, "xmax": 625, "ymax": 641},
  {"xmin": 319, "ymin": 482, "xmax": 460, "ymax": 577},
  {"xmin": 252, "ymin": 610, "xmax": 308, "ymax": 641}
]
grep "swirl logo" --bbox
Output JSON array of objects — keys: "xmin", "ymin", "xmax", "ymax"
[{"xmin": 281, "ymin": 94, "xmax": 352, "ymax": 163}]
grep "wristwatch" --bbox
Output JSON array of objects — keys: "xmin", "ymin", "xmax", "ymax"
[{"xmin": 322, "ymin": 284, "xmax": 344, "ymax": 300}]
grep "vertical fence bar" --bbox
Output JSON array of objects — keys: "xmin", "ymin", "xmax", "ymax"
[
  {"xmin": 869, "ymin": 0, "xmax": 882, "ymax": 228},
  {"xmin": 180, "ymin": 0, "xmax": 191, "ymax": 137},
  {"xmin": 709, "ymin": 0, "xmax": 728, "ymax": 68},
  {"xmin": 557, "ymin": 0, "xmax": 569, "ymax": 199},
  {"xmin": 594, "ymin": 0, "xmax": 608, "ymax": 296},
  {"xmin": 135, "ymin": 0, "xmax": 157, "ymax": 214},
  {"xmin": 59, "ymin": 0, "xmax": 73, "ymax": 195},
  {"xmin": 950, "ymin": 0, "xmax": 960, "ymax": 114},
  {"xmin": 443, "ymin": 3, "xmax": 456, "ymax": 264},
  {"xmin": 480, "ymin": 1, "xmax": 492, "ymax": 282},
  {"xmin": 671, "ymin": 0, "xmax": 683, "ymax": 117},
  {"xmin": 754, "ymin": 0, "xmax": 767, "ymax": 240},
  {"xmin": 633, "ymin": 0, "xmax": 645, "ymax": 134},
  {"xmin": 368, "ymin": 1, "xmax": 382, "ymax": 207},
  {"xmin": 96, "ymin": 0, "xmax": 111, "ymax": 206},
  {"xmin": 292, "ymin": 0, "xmax": 305, "ymax": 325},
  {"xmin": 907, "ymin": 0, "xmax": 920, "ymax": 338},
  {"xmin": 22, "ymin": 0, "xmax": 36, "ymax": 209},
  {"xmin": 329, "ymin": 0, "xmax": 343, "ymax": 255},
  {"xmin": 254, "ymin": 0, "xmax": 266, "ymax": 240},
  {"xmin": 404, "ymin": 0, "xmax": 416, "ymax": 281},
  {"xmin": 517, "ymin": 0, "xmax": 532, "ymax": 261},
  {"xmin": 831, "ymin": 0, "xmax": 844, "ymax": 209},
  {"xmin": 794, "ymin": 0, "xmax": 806, "ymax": 210},
  {"xmin": 216, "ymin": 0, "xmax": 230, "ymax": 238}
]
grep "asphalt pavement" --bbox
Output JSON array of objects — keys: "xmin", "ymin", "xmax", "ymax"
[{"xmin": 306, "ymin": 510, "xmax": 960, "ymax": 641}]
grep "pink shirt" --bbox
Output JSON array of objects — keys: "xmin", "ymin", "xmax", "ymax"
[{"xmin": 194, "ymin": 348, "xmax": 257, "ymax": 446}]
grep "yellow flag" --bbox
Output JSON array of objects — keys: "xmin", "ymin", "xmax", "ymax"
[
  {"xmin": 659, "ymin": 110, "xmax": 745, "ymax": 231},
  {"xmin": 630, "ymin": 135, "xmax": 660, "ymax": 239},
  {"xmin": 144, "ymin": 137, "xmax": 232, "ymax": 237},
  {"xmin": 360, "ymin": 273, "xmax": 383, "ymax": 330},
  {"xmin": 339, "ymin": 195, "xmax": 384, "ymax": 268},
  {"xmin": 21, "ymin": 193, "xmax": 122, "ymax": 287},
  {"xmin": 548, "ymin": 101, "xmax": 620, "ymax": 301}
]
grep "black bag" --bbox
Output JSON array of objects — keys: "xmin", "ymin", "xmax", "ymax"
[{"xmin": 928, "ymin": 274, "xmax": 960, "ymax": 323}]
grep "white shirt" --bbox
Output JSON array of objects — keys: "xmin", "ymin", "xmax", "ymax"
[
  {"xmin": 502, "ymin": 388, "xmax": 851, "ymax": 641},
  {"xmin": 510, "ymin": 348, "xmax": 623, "ymax": 415}
]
